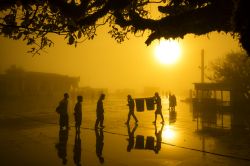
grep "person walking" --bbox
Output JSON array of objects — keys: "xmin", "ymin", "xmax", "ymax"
[
  {"xmin": 74, "ymin": 95, "xmax": 83, "ymax": 134},
  {"xmin": 56, "ymin": 93, "xmax": 69, "ymax": 130},
  {"xmin": 153, "ymin": 92, "xmax": 164, "ymax": 124},
  {"xmin": 125, "ymin": 95, "xmax": 138, "ymax": 124},
  {"xmin": 95, "ymin": 93, "xmax": 105, "ymax": 129}
]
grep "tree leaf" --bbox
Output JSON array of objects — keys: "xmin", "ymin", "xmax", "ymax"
[
  {"xmin": 77, "ymin": 31, "xmax": 82, "ymax": 39},
  {"xmin": 68, "ymin": 35, "xmax": 75, "ymax": 45}
]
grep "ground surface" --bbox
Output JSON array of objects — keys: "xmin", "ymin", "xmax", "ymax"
[{"xmin": 1, "ymin": 96, "xmax": 250, "ymax": 165}]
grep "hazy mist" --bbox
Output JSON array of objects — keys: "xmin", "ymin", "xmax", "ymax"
[{"xmin": 0, "ymin": 28, "xmax": 242, "ymax": 95}]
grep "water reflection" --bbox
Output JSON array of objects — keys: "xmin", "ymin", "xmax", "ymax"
[
  {"xmin": 55, "ymin": 128, "xmax": 69, "ymax": 165},
  {"xmin": 169, "ymin": 110, "xmax": 177, "ymax": 124},
  {"xmin": 127, "ymin": 124, "xmax": 165, "ymax": 154},
  {"xmin": 162, "ymin": 125, "xmax": 176, "ymax": 141},
  {"xmin": 192, "ymin": 99, "xmax": 250, "ymax": 160},
  {"xmin": 95, "ymin": 128, "xmax": 104, "ymax": 164},
  {"xmin": 73, "ymin": 130, "xmax": 81, "ymax": 166},
  {"xmin": 126, "ymin": 124, "xmax": 138, "ymax": 152},
  {"xmin": 2, "ymin": 95, "xmax": 250, "ymax": 165},
  {"xmin": 154, "ymin": 124, "xmax": 164, "ymax": 154},
  {"xmin": 193, "ymin": 102, "xmax": 231, "ymax": 131},
  {"xmin": 192, "ymin": 97, "xmax": 250, "ymax": 131}
]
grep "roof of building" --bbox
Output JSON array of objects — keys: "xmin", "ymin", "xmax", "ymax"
[{"xmin": 193, "ymin": 83, "xmax": 232, "ymax": 91}]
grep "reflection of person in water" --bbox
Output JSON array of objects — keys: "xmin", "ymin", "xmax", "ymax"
[
  {"xmin": 125, "ymin": 95, "xmax": 138, "ymax": 124},
  {"xmin": 55, "ymin": 128, "xmax": 69, "ymax": 165},
  {"xmin": 73, "ymin": 131, "xmax": 81, "ymax": 166},
  {"xmin": 169, "ymin": 110, "xmax": 177, "ymax": 124},
  {"xmin": 126, "ymin": 124, "xmax": 138, "ymax": 152},
  {"xmin": 154, "ymin": 124, "xmax": 164, "ymax": 154},
  {"xmin": 95, "ymin": 128, "xmax": 104, "ymax": 164}
]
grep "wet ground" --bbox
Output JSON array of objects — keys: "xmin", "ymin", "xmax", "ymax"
[{"xmin": 1, "ymin": 96, "xmax": 250, "ymax": 165}]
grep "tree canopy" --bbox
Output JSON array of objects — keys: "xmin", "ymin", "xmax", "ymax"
[
  {"xmin": 209, "ymin": 52, "xmax": 250, "ymax": 102},
  {"xmin": 0, "ymin": 0, "xmax": 249, "ymax": 55}
]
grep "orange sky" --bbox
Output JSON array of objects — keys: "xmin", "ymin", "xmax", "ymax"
[{"xmin": 0, "ymin": 27, "xmax": 243, "ymax": 95}]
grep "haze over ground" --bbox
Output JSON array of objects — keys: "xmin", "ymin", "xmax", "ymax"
[{"xmin": 0, "ymin": 28, "xmax": 243, "ymax": 95}]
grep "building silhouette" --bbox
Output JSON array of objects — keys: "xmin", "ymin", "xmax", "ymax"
[{"xmin": 0, "ymin": 68, "xmax": 79, "ymax": 98}]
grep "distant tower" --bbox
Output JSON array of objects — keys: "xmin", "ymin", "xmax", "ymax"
[{"xmin": 201, "ymin": 49, "xmax": 205, "ymax": 83}]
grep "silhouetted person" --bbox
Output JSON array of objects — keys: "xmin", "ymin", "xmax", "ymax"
[
  {"xmin": 168, "ymin": 93, "xmax": 172, "ymax": 111},
  {"xmin": 154, "ymin": 123, "xmax": 164, "ymax": 154},
  {"xmin": 125, "ymin": 95, "xmax": 138, "ymax": 124},
  {"xmin": 95, "ymin": 128, "xmax": 104, "ymax": 164},
  {"xmin": 95, "ymin": 94, "xmax": 105, "ymax": 129},
  {"xmin": 73, "ymin": 131, "xmax": 81, "ymax": 166},
  {"xmin": 169, "ymin": 93, "xmax": 177, "ymax": 111},
  {"xmin": 56, "ymin": 93, "xmax": 69, "ymax": 130},
  {"xmin": 55, "ymin": 128, "xmax": 69, "ymax": 165},
  {"xmin": 172, "ymin": 94, "xmax": 177, "ymax": 111},
  {"xmin": 74, "ymin": 95, "xmax": 83, "ymax": 134},
  {"xmin": 153, "ymin": 92, "xmax": 164, "ymax": 124},
  {"xmin": 126, "ymin": 124, "xmax": 138, "ymax": 152}
]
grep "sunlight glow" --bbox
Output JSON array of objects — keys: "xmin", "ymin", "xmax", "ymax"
[
  {"xmin": 162, "ymin": 125, "xmax": 176, "ymax": 140},
  {"xmin": 154, "ymin": 39, "xmax": 181, "ymax": 65}
]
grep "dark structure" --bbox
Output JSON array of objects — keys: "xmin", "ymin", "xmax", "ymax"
[
  {"xmin": 0, "ymin": 70, "xmax": 79, "ymax": 99},
  {"xmin": 193, "ymin": 83, "xmax": 232, "ymax": 107},
  {"xmin": 192, "ymin": 82, "xmax": 250, "ymax": 131},
  {"xmin": 192, "ymin": 83, "xmax": 233, "ymax": 130}
]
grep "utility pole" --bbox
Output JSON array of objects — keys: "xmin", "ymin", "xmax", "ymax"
[{"xmin": 201, "ymin": 49, "xmax": 205, "ymax": 83}]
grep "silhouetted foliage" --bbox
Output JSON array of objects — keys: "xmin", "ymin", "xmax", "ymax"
[
  {"xmin": 0, "ymin": 0, "xmax": 249, "ymax": 55},
  {"xmin": 209, "ymin": 52, "xmax": 250, "ymax": 101}
]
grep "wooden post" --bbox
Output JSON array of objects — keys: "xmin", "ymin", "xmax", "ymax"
[{"xmin": 201, "ymin": 49, "xmax": 205, "ymax": 83}]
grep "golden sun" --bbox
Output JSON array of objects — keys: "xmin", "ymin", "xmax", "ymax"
[{"xmin": 154, "ymin": 39, "xmax": 181, "ymax": 65}]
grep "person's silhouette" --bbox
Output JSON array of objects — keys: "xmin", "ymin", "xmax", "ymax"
[
  {"xmin": 169, "ymin": 93, "xmax": 177, "ymax": 111},
  {"xmin": 95, "ymin": 94, "xmax": 105, "ymax": 129},
  {"xmin": 154, "ymin": 123, "xmax": 164, "ymax": 154},
  {"xmin": 169, "ymin": 93, "xmax": 173, "ymax": 111},
  {"xmin": 153, "ymin": 92, "xmax": 165, "ymax": 124},
  {"xmin": 125, "ymin": 95, "xmax": 138, "ymax": 124},
  {"xmin": 95, "ymin": 128, "xmax": 104, "ymax": 164},
  {"xmin": 56, "ymin": 93, "xmax": 69, "ymax": 130},
  {"xmin": 73, "ymin": 130, "xmax": 81, "ymax": 166},
  {"xmin": 172, "ymin": 94, "xmax": 177, "ymax": 111},
  {"xmin": 74, "ymin": 95, "xmax": 83, "ymax": 133},
  {"xmin": 126, "ymin": 124, "xmax": 138, "ymax": 152},
  {"xmin": 55, "ymin": 128, "xmax": 69, "ymax": 165}
]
